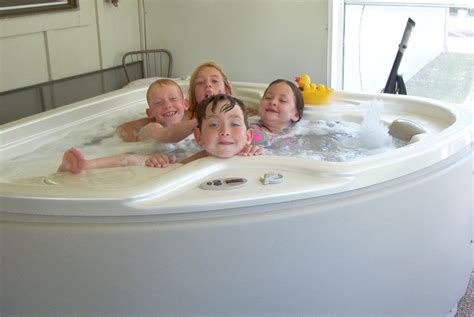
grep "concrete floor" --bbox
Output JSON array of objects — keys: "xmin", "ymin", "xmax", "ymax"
[
  {"xmin": 407, "ymin": 12, "xmax": 473, "ymax": 106},
  {"xmin": 406, "ymin": 52, "xmax": 474, "ymax": 105},
  {"xmin": 455, "ymin": 271, "xmax": 473, "ymax": 317}
]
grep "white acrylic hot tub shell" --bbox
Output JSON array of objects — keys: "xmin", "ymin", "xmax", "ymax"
[{"xmin": 0, "ymin": 80, "xmax": 472, "ymax": 316}]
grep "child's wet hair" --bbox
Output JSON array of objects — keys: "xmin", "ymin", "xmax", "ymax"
[
  {"xmin": 146, "ymin": 79, "xmax": 184, "ymax": 104},
  {"xmin": 188, "ymin": 61, "xmax": 233, "ymax": 117},
  {"xmin": 264, "ymin": 79, "xmax": 304, "ymax": 122},
  {"xmin": 196, "ymin": 94, "xmax": 248, "ymax": 128}
]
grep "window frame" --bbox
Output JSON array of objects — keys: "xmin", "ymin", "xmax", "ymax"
[{"xmin": 0, "ymin": 0, "xmax": 78, "ymax": 18}]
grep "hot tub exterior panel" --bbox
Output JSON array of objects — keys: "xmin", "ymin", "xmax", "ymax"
[{"xmin": 1, "ymin": 151, "xmax": 471, "ymax": 316}]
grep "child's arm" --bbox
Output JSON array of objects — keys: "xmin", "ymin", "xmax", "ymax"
[
  {"xmin": 116, "ymin": 118, "xmax": 153, "ymax": 142},
  {"xmin": 85, "ymin": 154, "xmax": 151, "ymax": 169},
  {"xmin": 144, "ymin": 146, "xmax": 261, "ymax": 169},
  {"xmin": 58, "ymin": 148, "xmax": 151, "ymax": 174},
  {"xmin": 137, "ymin": 119, "xmax": 198, "ymax": 143}
]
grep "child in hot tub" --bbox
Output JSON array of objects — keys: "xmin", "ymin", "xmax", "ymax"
[
  {"xmin": 250, "ymin": 79, "xmax": 304, "ymax": 147},
  {"xmin": 58, "ymin": 94, "xmax": 261, "ymax": 173},
  {"xmin": 116, "ymin": 78, "xmax": 196, "ymax": 143}
]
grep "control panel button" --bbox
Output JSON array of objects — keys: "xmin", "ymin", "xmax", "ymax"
[{"xmin": 199, "ymin": 177, "xmax": 248, "ymax": 190}]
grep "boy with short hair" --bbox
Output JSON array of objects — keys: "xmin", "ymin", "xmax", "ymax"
[
  {"xmin": 117, "ymin": 78, "xmax": 197, "ymax": 142},
  {"xmin": 146, "ymin": 94, "xmax": 255, "ymax": 167}
]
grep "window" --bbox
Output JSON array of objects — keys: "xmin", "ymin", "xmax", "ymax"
[
  {"xmin": 339, "ymin": 1, "xmax": 473, "ymax": 105},
  {"xmin": 0, "ymin": 0, "xmax": 78, "ymax": 17}
]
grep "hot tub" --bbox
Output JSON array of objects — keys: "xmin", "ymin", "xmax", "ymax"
[{"xmin": 0, "ymin": 79, "xmax": 472, "ymax": 316}]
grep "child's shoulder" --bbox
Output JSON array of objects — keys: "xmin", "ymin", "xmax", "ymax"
[{"xmin": 250, "ymin": 120, "xmax": 273, "ymax": 147}]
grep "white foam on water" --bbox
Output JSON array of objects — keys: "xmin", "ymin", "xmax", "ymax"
[
  {"xmin": 0, "ymin": 101, "xmax": 193, "ymax": 181},
  {"xmin": 259, "ymin": 99, "xmax": 405, "ymax": 162},
  {"xmin": 1, "ymin": 99, "xmax": 405, "ymax": 181},
  {"xmin": 353, "ymin": 99, "xmax": 392, "ymax": 149}
]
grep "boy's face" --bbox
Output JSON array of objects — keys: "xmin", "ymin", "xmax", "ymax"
[
  {"xmin": 259, "ymin": 81, "xmax": 299, "ymax": 127},
  {"xmin": 194, "ymin": 100, "xmax": 253, "ymax": 158},
  {"xmin": 146, "ymin": 84, "xmax": 188, "ymax": 127},
  {"xmin": 194, "ymin": 66, "xmax": 227, "ymax": 104}
]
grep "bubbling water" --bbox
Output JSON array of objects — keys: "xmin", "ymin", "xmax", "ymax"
[
  {"xmin": 0, "ymin": 102, "xmax": 199, "ymax": 181},
  {"xmin": 255, "ymin": 99, "xmax": 405, "ymax": 162},
  {"xmin": 0, "ymin": 99, "xmax": 405, "ymax": 181},
  {"xmin": 349, "ymin": 99, "xmax": 392, "ymax": 149}
]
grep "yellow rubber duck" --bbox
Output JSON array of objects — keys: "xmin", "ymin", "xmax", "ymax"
[{"xmin": 295, "ymin": 74, "xmax": 333, "ymax": 105}]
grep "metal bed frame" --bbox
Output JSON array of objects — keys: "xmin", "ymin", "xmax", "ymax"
[{"xmin": 122, "ymin": 49, "xmax": 173, "ymax": 82}]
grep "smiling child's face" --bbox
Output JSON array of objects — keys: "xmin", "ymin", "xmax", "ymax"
[
  {"xmin": 258, "ymin": 81, "xmax": 299, "ymax": 132},
  {"xmin": 194, "ymin": 99, "xmax": 252, "ymax": 158},
  {"xmin": 146, "ymin": 84, "xmax": 188, "ymax": 127}
]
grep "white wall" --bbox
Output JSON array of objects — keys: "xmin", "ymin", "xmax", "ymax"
[
  {"xmin": 0, "ymin": 0, "xmax": 142, "ymax": 92},
  {"xmin": 143, "ymin": 0, "xmax": 329, "ymax": 85},
  {"xmin": 0, "ymin": 0, "xmax": 330, "ymax": 91}
]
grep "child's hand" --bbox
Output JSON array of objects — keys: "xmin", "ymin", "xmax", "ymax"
[
  {"xmin": 116, "ymin": 125, "xmax": 137, "ymax": 142},
  {"xmin": 116, "ymin": 118, "xmax": 153, "ymax": 142},
  {"xmin": 238, "ymin": 144, "xmax": 264, "ymax": 156},
  {"xmin": 137, "ymin": 122, "xmax": 164, "ymax": 141},
  {"xmin": 145, "ymin": 153, "xmax": 177, "ymax": 168}
]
